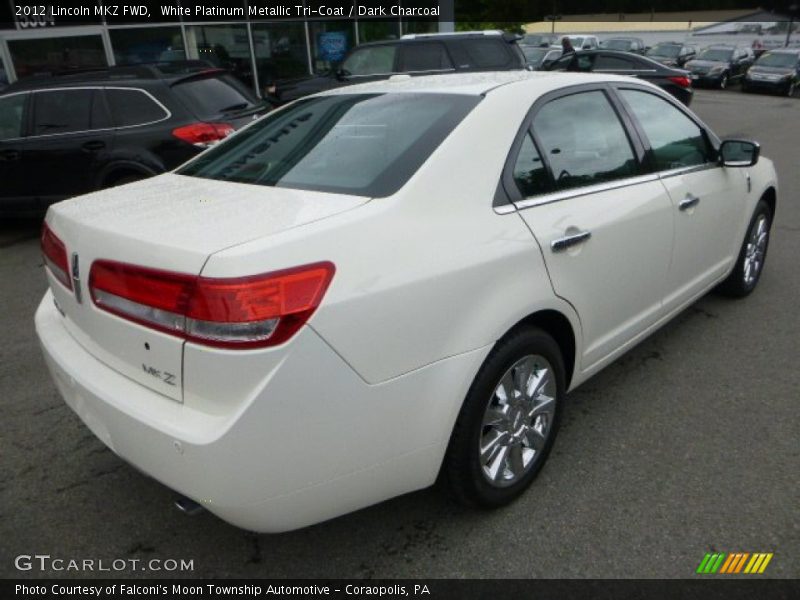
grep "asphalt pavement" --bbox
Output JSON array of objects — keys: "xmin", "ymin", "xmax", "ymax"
[{"xmin": 0, "ymin": 88, "xmax": 798, "ymax": 579}]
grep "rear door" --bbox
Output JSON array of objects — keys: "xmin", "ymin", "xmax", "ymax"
[
  {"xmin": 0, "ymin": 92, "xmax": 31, "ymax": 211},
  {"xmin": 615, "ymin": 86, "xmax": 743, "ymax": 312},
  {"xmin": 508, "ymin": 86, "xmax": 674, "ymax": 369},
  {"xmin": 26, "ymin": 87, "xmax": 114, "ymax": 203}
]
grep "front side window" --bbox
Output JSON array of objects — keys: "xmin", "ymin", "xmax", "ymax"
[
  {"xmin": 178, "ymin": 93, "xmax": 480, "ymax": 198},
  {"xmin": 0, "ymin": 94, "xmax": 26, "ymax": 140},
  {"xmin": 532, "ymin": 91, "xmax": 638, "ymax": 191},
  {"xmin": 32, "ymin": 89, "xmax": 93, "ymax": 135},
  {"xmin": 342, "ymin": 45, "xmax": 396, "ymax": 76},
  {"xmin": 619, "ymin": 89, "xmax": 712, "ymax": 171}
]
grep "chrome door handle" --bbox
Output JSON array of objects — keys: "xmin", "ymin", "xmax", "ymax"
[
  {"xmin": 551, "ymin": 230, "xmax": 591, "ymax": 252},
  {"xmin": 679, "ymin": 194, "xmax": 700, "ymax": 211}
]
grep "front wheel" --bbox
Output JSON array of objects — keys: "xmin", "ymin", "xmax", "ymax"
[
  {"xmin": 717, "ymin": 200, "xmax": 772, "ymax": 297},
  {"xmin": 787, "ymin": 80, "xmax": 797, "ymax": 97},
  {"xmin": 719, "ymin": 73, "xmax": 729, "ymax": 89},
  {"xmin": 443, "ymin": 327, "xmax": 565, "ymax": 508}
]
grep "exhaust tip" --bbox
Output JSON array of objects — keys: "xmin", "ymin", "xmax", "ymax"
[{"xmin": 174, "ymin": 495, "xmax": 204, "ymax": 516}]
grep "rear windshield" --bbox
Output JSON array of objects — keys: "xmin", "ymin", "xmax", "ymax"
[
  {"xmin": 697, "ymin": 48, "xmax": 733, "ymax": 62},
  {"xmin": 647, "ymin": 44, "xmax": 681, "ymax": 58},
  {"xmin": 172, "ymin": 74, "xmax": 259, "ymax": 118},
  {"xmin": 178, "ymin": 93, "xmax": 480, "ymax": 197}
]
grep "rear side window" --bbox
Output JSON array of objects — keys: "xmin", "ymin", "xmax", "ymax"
[
  {"xmin": 594, "ymin": 55, "xmax": 637, "ymax": 70},
  {"xmin": 179, "ymin": 93, "xmax": 480, "ymax": 198},
  {"xmin": 533, "ymin": 91, "xmax": 638, "ymax": 191},
  {"xmin": 106, "ymin": 88, "xmax": 168, "ymax": 127},
  {"xmin": 619, "ymin": 89, "xmax": 712, "ymax": 170},
  {"xmin": 399, "ymin": 43, "xmax": 453, "ymax": 72},
  {"xmin": 512, "ymin": 134, "xmax": 550, "ymax": 197},
  {"xmin": 454, "ymin": 40, "xmax": 511, "ymax": 69},
  {"xmin": 172, "ymin": 74, "xmax": 257, "ymax": 119},
  {"xmin": 32, "ymin": 89, "xmax": 93, "ymax": 135},
  {"xmin": 342, "ymin": 46, "xmax": 397, "ymax": 76},
  {"xmin": 0, "ymin": 94, "xmax": 26, "ymax": 140}
]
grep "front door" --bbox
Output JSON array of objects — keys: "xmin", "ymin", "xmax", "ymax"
[{"xmin": 616, "ymin": 87, "xmax": 744, "ymax": 312}]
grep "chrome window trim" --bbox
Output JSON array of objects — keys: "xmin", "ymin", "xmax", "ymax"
[
  {"xmin": 0, "ymin": 86, "xmax": 171, "ymax": 142},
  {"xmin": 656, "ymin": 162, "xmax": 718, "ymax": 180},
  {"xmin": 512, "ymin": 173, "xmax": 661, "ymax": 211}
]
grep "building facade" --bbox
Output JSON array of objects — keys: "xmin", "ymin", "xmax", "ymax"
[{"xmin": 0, "ymin": 1, "xmax": 441, "ymax": 95}]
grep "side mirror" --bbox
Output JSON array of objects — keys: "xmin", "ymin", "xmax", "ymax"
[{"xmin": 720, "ymin": 139, "xmax": 760, "ymax": 167}]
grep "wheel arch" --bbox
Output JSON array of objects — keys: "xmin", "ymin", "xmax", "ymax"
[
  {"xmin": 502, "ymin": 309, "xmax": 578, "ymax": 390},
  {"xmin": 761, "ymin": 186, "xmax": 777, "ymax": 219}
]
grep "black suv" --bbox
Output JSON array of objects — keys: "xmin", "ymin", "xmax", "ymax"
[
  {"xmin": 274, "ymin": 31, "xmax": 526, "ymax": 104},
  {"xmin": 0, "ymin": 62, "xmax": 269, "ymax": 216},
  {"xmin": 684, "ymin": 45, "xmax": 755, "ymax": 89}
]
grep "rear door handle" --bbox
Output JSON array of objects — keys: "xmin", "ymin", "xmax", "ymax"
[
  {"xmin": 679, "ymin": 194, "xmax": 700, "ymax": 211},
  {"xmin": 81, "ymin": 140, "xmax": 106, "ymax": 152},
  {"xmin": 551, "ymin": 230, "xmax": 592, "ymax": 252},
  {"xmin": 0, "ymin": 149, "xmax": 20, "ymax": 161}
]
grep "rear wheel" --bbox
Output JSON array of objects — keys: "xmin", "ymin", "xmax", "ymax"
[
  {"xmin": 444, "ymin": 327, "xmax": 565, "ymax": 507},
  {"xmin": 717, "ymin": 200, "xmax": 772, "ymax": 297}
]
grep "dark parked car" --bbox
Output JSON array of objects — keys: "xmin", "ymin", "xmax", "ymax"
[
  {"xmin": 742, "ymin": 48, "xmax": 800, "ymax": 96},
  {"xmin": 546, "ymin": 50, "xmax": 694, "ymax": 105},
  {"xmin": 0, "ymin": 62, "xmax": 269, "ymax": 216},
  {"xmin": 600, "ymin": 37, "xmax": 646, "ymax": 54},
  {"xmin": 273, "ymin": 31, "xmax": 526, "ymax": 104},
  {"xmin": 519, "ymin": 45, "xmax": 562, "ymax": 70},
  {"xmin": 645, "ymin": 42, "xmax": 697, "ymax": 67},
  {"xmin": 684, "ymin": 45, "xmax": 755, "ymax": 89}
]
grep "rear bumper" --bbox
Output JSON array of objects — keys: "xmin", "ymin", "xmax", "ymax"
[{"xmin": 36, "ymin": 291, "xmax": 486, "ymax": 532}]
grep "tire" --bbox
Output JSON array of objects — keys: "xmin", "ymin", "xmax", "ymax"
[
  {"xmin": 443, "ymin": 326, "xmax": 565, "ymax": 508},
  {"xmin": 719, "ymin": 73, "xmax": 729, "ymax": 90},
  {"xmin": 717, "ymin": 199, "xmax": 772, "ymax": 298},
  {"xmin": 787, "ymin": 81, "xmax": 797, "ymax": 97}
]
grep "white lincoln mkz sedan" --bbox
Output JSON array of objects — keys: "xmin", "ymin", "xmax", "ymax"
[{"xmin": 36, "ymin": 72, "xmax": 777, "ymax": 532}]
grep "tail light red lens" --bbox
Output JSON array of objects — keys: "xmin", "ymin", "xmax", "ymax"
[
  {"xmin": 89, "ymin": 261, "xmax": 335, "ymax": 349},
  {"xmin": 41, "ymin": 223, "xmax": 72, "ymax": 290},
  {"xmin": 668, "ymin": 76, "xmax": 692, "ymax": 88},
  {"xmin": 172, "ymin": 122, "xmax": 235, "ymax": 148}
]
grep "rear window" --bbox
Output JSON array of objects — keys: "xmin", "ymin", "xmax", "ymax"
[
  {"xmin": 172, "ymin": 74, "xmax": 258, "ymax": 119},
  {"xmin": 400, "ymin": 43, "xmax": 453, "ymax": 71},
  {"xmin": 178, "ymin": 93, "xmax": 480, "ymax": 197},
  {"xmin": 106, "ymin": 88, "xmax": 168, "ymax": 127},
  {"xmin": 455, "ymin": 40, "xmax": 511, "ymax": 68}
]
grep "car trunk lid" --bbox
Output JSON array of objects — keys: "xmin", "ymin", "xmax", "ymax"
[{"xmin": 44, "ymin": 173, "xmax": 367, "ymax": 401}]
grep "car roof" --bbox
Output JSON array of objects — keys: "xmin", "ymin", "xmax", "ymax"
[
  {"xmin": 2, "ymin": 61, "xmax": 224, "ymax": 92},
  {"xmin": 316, "ymin": 70, "xmax": 645, "ymax": 98}
]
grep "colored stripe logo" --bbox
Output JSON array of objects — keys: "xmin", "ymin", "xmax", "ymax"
[{"xmin": 696, "ymin": 552, "xmax": 773, "ymax": 574}]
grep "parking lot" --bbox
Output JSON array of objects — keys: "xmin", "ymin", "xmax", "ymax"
[{"xmin": 1, "ymin": 88, "xmax": 798, "ymax": 579}]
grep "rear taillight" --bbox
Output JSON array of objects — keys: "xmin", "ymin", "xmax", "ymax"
[
  {"xmin": 668, "ymin": 76, "xmax": 692, "ymax": 88},
  {"xmin": 172, "ymin": 122, "xmax": 234, "ymax": 148},
  {"xmin": 41, "ymin": 223, "xmax": 72, "ymax": 290},
  {"xmin": 89, "ymin": 261, "xmax": 335, "ymax": 349}
]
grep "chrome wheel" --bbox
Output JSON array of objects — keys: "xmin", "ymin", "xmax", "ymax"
[
  {"xmin": 743, "ymin": 214, "xmax": 768, "ymax": 286},
  {"xmin": 720, "ymin": 74, "xmax": 728, "ymax": 89},
  {"xmin": 479, "ymin": 355, "xmax": 556, "ymax": 487}
]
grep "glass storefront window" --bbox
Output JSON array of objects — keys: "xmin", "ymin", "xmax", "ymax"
[
  {"xmin": 309, "ymin": 20, "xmax": 355, "ymax": 73},
  {"xmin": 8, "ymin": 35, "xmax": 107, "ymax": 80},
  {"xmin": 110, "ymin": 27, "xmax": 185, "ymax": 64},
  {"xmin": 357, "ymin": 20, "xmax": 400, "ymax": 43},
  {"xmin": 251, "ymin": 21, "xmax": 309, "ymax": 94},
  {"xmin": 186, "ymin": 24, "xmax": 254, "ymax": 90},
  {"xmin": 402, "ymin": 21, "xmax": 440, "ymax": 36}
]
